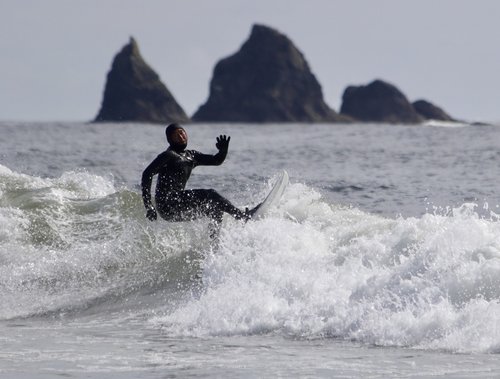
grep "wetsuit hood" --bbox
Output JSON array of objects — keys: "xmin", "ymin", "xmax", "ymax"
[{"xmin": 165, "ymin": 123, "xmax": 187, "ymax": 152}]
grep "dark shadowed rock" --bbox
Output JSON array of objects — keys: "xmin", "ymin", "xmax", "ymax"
[
  {"xmin": 340, "ymin": 79, "xmax": 423, "ymax": 124},
  {"xmin": 193, "ymin": 24, "xmax": 347, "ymax": 123},
  {"xmin": 95, "ymin": 37, "xmax": 189, "ymax": 123},
  {"xmin": 412, "ymin": 99, "xmax": 455, "ymax": 121}
]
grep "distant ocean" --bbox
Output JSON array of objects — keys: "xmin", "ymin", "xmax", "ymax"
[{"xmin": 1, "ymin": 121, "xmax": 500, "ymax": 378}]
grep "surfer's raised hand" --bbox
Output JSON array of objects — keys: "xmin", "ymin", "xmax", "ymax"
[{"xmin": 216, "ymin": 135, "xmax": 230, "ymax": 152}]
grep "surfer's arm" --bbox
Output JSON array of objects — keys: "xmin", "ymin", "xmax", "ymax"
[
  {"xmin": 141, "ymin": 154, "xmax": 166, "ymax": 219},
  {"xmin": 193, "ymin": 150, "xmax": 227, "ymax": 166},
  {"xmin": 193, "ymin": 135, "xmax": 230, "ymax": 166},
  {"xmin": 141, "ymin": 169, "xmax": 154, "ymax": 208}
]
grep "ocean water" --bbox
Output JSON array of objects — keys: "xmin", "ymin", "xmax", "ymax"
[{"xmin": 1, "ymin": 121, "xmax": 500, "ymax": 378}]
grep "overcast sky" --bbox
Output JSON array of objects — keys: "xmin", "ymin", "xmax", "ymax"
[{"xmin": 1, "ymin": 0, "xmax": 499, "ymax": 122}]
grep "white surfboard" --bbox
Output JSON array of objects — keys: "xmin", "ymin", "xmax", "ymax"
[{"xmin": 252, "ymin": 170, "xmax": 289, "ymax": 220}]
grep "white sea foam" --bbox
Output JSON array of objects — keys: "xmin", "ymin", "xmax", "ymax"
[
  {"xmin": 423, "ymin": 120, "xmax": 471, "ymax": 128},
  {"xmin": 0, "ymin": 163, "xmax": 116, "ymax": 200},
  {"xmin": 154, "ymin": 184, "xmax": 500, "ymax": 353}
]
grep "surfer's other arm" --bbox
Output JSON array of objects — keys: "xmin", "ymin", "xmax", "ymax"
[{"xmin": 141, "ymin": 156, "xmax": 162, "ymax": 221}]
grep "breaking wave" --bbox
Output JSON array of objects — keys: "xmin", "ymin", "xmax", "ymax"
[{"xmin": 2, "ymin": 164, "xmax": 500, "ymax": 353}]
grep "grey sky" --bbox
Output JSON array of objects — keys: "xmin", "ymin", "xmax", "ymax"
[{"xmin": 1, "ymin": 0, "xmax": 499, "ymax": 122}]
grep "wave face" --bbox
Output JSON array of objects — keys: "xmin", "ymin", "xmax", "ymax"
[
  {"xmin": 2, "ymin": 164, "xmax": 500, "ymax": 353},
  {"xmin": 0, "ymin": 164, "xmax": 211, "ymax": 320}
]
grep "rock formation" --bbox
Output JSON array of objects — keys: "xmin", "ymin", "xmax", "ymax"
[
  {"xmin": 193, "ymin": 24, "xmax": 347, "ymax": 123},
  {"xmin": 340, "ymin": 79, "xmax": 423, "ymax": 124},
  {"xmin": 412, "ymin": 99, "xmax": 455, "ymax": 121},
  {"xmin": 95, "ymin": 37, "xmax": 189, "ymax": 124}
]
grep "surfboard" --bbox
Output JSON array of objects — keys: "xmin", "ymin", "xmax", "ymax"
[{"xmin": 251, "ymin": 170, "xmax": 289, "ymax": 220}]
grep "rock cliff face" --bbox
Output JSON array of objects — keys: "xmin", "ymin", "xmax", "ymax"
[
  {"xmin": 193, "ymin": 24, "xmax": 347, "ymax": 123},
  {"xmin": 95, "ymin": 37, "xmax": 189, "ymax": 124},
  {"xmin": 340, "ymin": 79, "xmax": 423, "ymax": 124},
  {"xmin": 412, "ymin": 99, "xmax": 455, "ymax": 121}
]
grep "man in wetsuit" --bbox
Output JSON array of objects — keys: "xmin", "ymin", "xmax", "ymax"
[{"xmin": 141, "ymin": 124, "xmax": 255, "ymax": 226}]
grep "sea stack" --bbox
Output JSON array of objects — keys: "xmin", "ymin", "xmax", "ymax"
[
  {"xmin": 340, "ymin": 79, "xmax": 423, "ymax": 124},
  {"xmin": 412, "ymin": 99, "xmax": 455, "ymax": 121},
  {"xmin": 94, "ymin": 37, "xmax": 189, "ymax": 123},
  {"xmin": 193, "ymin": 24, "xmax": 346, "ymax": 123}
]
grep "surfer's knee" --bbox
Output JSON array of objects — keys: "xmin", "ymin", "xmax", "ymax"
[
  {"xmin": 208, "ymin": 189, "xmax": 219, "ymax": 195},
  {"xmin": 206, "ymin": 189, "xmax": 223, "ymax": 201}
]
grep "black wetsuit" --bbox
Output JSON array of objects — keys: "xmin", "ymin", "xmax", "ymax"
[{"xmin": 141, "ymin": 146, "xmax": 246, "ymax": 223}]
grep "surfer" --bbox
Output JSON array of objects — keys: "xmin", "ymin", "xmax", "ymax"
[{"xmin": 141, "ymin": 124, "xmax": 258, "ymax": 228}]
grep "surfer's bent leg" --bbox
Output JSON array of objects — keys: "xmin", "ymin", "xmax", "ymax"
[
  {"xmin": 157, "ymin": 189, "xmax": 247, "ymax": 222},
  {"xmin": 190, "ymin": 189, "xmax": 246, "ymax": 220}
]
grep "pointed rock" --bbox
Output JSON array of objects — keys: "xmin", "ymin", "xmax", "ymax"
[
  {"xmin": 95, "ymin": 37, "xmax": 189, "ymax": 124},
  {"xmin": 340, "ymin": 79, "xmax": 423, "ymax": 124},
  {"xmin": 193, "ymin": 24, "xmax": 346, "ymax": 123},
  {"xmin": 412, "ymin": 99, "xmax": 455, "ymax": 121}
]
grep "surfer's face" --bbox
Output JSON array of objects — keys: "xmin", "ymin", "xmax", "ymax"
[{"xmin": 171, "ymin": 128, "xmax": 188, "ymax": 146}]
